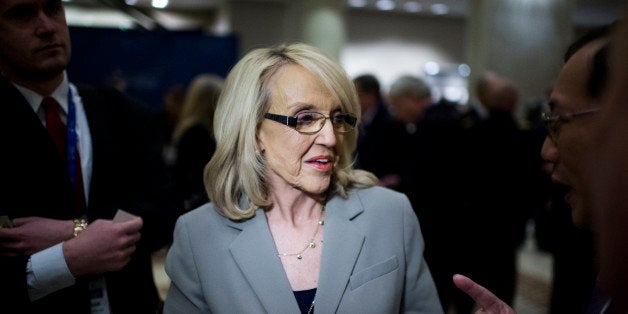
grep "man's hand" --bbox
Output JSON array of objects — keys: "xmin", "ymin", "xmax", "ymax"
[
  {"xmin": 63, "ymin": 217, "xmax": 143, "ymax": 277},
  {"xmin": 0, "ymin": 217, "xmax": 74, "ymax": 256},
  {"xmin": 453, "ymin": 274, "xmax": 516, "ymax": 314}
]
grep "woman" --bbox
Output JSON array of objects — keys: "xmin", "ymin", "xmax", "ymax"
[
  {"xmin": 163, "ymin": 43, "xmax": 442, "ymax": 313},
  {"xmin": 170, "ymin": 74, "xmax": 223, "ymax": 210}
]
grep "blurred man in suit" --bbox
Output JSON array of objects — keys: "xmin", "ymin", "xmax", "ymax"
[{"xmin": 353, "ymin": 74, "xmax": 406, "ymax": 189}]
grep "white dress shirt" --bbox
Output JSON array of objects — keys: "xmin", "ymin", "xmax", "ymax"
[{"xmin": 14, "ymin": 72, "xmax": 93, "ymax": 301}]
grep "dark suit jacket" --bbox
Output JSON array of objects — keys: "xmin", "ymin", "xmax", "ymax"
[
  {"xmin": 354, "ymin": 103, "xmax": 407, "ymax": 185},
  {"xmin": 0, "ymin": 75, "xmax": 181, "ymax": 313}
]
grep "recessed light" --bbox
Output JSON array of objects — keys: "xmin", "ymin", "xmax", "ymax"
[
  {"xmin": 152, "ymin": 0, "xmax": 168, "ymax": 9},
  {"xmin": 431, "ymin": 3, "xmax": 449, "ymax": 15},
  {"xmin": 403, "ymin": 1, "xmax": 422, "ymax": 13},
  {"xmin": 348, "ymin": 0, "xmax": 368, "ymax": 8},
  {"xmin": 375, "ymin": 0, "xmax": 395, "ymax": 11}
]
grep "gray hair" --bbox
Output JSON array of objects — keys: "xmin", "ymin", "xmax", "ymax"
[{"xmin": 389, "ymin": 75, "xmax": 431, "ymax": 99}]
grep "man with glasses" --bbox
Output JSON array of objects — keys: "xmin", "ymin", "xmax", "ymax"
[
  {"xmin": 454, "ymin": 21, "xmax": 615, "ymax": 314},
  {"xmin": 588, "ymin": 12, "xmax": 628, "ymax": 313}
]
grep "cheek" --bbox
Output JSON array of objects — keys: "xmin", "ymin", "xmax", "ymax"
[
  {"xmin": 262, "ymin": 130, "xmax": 311, "ymax": 171},
  {"xmin": 562, "ymin": 134, "xmax": 591, "ymax": 183}
]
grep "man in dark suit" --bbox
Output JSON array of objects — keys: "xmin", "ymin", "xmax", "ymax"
[
  {"xmin": 0, "ymin": 0, "xmax": 180, "ymax": 312},
  {"xmin": 387, "ymin": 74, "xmax": 470, "ymax": 313},
  {"xmin": 352, "ymin": 74, "xmax": 407, "ymax": 189},
  {"xmin": 460, "ymin": 72, "xmax": 543, "ymax": 311}
]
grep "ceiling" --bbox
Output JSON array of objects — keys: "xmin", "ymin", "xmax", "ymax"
[
  {"xmin": 98, "ymin": 0, "xmax": 625, "ymax": 13},
  {"xmin": 64, "ymin": 0, "xmax": 625, "ymax": 29}
]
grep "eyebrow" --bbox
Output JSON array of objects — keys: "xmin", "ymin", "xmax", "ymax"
[{"xmin": 288, "ymin": 102, "xmax": 316, "ymax": 111}]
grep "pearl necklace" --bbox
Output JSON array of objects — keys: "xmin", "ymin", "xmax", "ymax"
[{"xmin": 277, "ymin": 207, "xmax": 325, "ymax": 260}]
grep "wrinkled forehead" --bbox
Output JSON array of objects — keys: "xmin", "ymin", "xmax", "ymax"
[{"xmin": 266, "ymin": 63, "xmax": 345, "ymax": 110}]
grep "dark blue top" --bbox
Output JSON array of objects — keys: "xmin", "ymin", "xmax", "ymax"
[{"xmin": 294, "ymin": 288, "xmax": 316, "ymax": 313}]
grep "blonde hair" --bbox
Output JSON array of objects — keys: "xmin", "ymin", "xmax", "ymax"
[
  {"xmin": 205, "ymin": 43, "xmax": 377, "ymax": 220},
  {"xmin": 171, "ymin": 74, "xmax": 224, "ymax": 144}
]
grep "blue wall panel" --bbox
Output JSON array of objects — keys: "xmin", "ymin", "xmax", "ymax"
[{"xmin": 67, "ymin": 27, "xmax": 238, "ymax": 108}]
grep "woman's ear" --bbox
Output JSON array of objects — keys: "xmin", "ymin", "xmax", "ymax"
[{"xmin": 256, "ymin": 136, "xmax": 265, "ymax": 154}]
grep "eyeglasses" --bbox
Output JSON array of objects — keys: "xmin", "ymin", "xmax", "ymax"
[
  {"xmin": 264, "ymin": 111, "xmax": 357, "ymax": 135},
  {"xmin": 542, "ymin": 107, "xmax": 601, "ymax": 142}
]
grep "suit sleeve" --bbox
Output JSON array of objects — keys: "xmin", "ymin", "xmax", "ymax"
[
  {"xmin": 0, "ymin": 256, "xmax": 30, "ymax": 310},
  {"xmin": 402, "ymin": 197, "xmax": 444, "ymax": 313},
  {"xmin": 163, "ymin": 216, "xmax": 210, "ymax": 314}
]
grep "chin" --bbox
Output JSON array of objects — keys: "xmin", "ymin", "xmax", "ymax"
[
  {"xmin": 570, "ymin": 205, "xmax": 593, "ymax": 231},
  {"xmin": 302, "ymin": 180, "xmax": 331, "ymax": 196}
]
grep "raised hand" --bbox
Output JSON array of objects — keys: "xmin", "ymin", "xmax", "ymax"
[{"xmin": 453, "ymin": 274, "xmax": 516, "ymax": 314}]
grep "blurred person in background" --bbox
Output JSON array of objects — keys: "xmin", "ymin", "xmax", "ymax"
[
  {"xmin": 161, "ymin": 84, "xmax": 185, "ymax": 151},
  {"xmin": 387, "ymin": 74, "xmax": 469, "ymax": 313},
  {"xmin": 171, "ymin": 74, "xmax": 223, "ymax": 211},
  {"xmin": 352, "ymin": 73, "xmax": 407, "ymax": 189},
  {"xmin": 458, "ymin": 71, "xmax": 545, "ymax": 312}
]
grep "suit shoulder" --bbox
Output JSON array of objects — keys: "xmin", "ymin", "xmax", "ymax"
[
  {"xmin": 176, "ymin": 203, "xmax": 229, "ymax": 230},
  {"xmin": 350, "ymin": 186, "xmax": 413, "ymax": 217},
  {"xmin": 353, "ymin": 186, "xmax": 409, "ymax": 204}
]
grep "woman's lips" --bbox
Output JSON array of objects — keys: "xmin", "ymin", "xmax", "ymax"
[{"xmin": 306, "ymin": 156, "xmax": 333, "ymax": 171}]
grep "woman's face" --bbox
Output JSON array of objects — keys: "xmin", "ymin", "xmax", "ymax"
[{"xmin": 258, "ymin": 64, "xmax": 345, "ymax": 196}]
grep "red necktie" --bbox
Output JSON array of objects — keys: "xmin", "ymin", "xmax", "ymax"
[
  {"xmin": 42, "ymin": 97, "xmax": 67, "ymax": 158},
  {"xmin": 42, "ymin": 97, "xmax": 87, "ymax": 215}
]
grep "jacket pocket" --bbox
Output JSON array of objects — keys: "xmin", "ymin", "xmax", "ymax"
[{"xmin": 349, "ymin": 256, "xmax": 399, "ymax": 290}]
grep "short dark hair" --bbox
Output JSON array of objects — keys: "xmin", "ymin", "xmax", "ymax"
[
  {"xmin": 353, "ymin": 74, "xmax": 381, "ymax": 94},
  {"xmin": 564, "ymin": 23, "xmax": 615, "ymax": 98}
]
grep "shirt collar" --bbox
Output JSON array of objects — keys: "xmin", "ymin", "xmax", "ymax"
[{"xmin": 14, "ymin": 71, "xmax": 69, "ymax": 115}]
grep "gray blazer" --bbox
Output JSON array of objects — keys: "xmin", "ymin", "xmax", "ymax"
[{"xmin": 164, "ymin": 186, "xmax": 442, "ymax": 313}]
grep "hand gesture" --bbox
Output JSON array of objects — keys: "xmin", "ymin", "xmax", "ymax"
[
  {"xmin": 0, "ymin": 217, "xmax": 73, "ymax": 256},
  {"xmin": 63, "ymin": 217, "xmax": 143, "ymax": 277},
  {"xmin": 453, "ymin": 274, "xmax": 516, "ymax": 314}
]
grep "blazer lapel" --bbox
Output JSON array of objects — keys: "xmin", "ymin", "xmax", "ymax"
[
  {"xmin": 316, "ymin": 193, "xmax": 365, "ymax": 313},
  {"xmin": 228, "ymin": 209, "xmax": 299, "ymax": 313}
]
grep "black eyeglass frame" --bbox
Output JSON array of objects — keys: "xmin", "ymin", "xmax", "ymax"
[
  {"xmin": 264, "ymin": 112, "xmax": 358, "ymax": 135},
  {"xmin": 541, "ymin": 107, "xmax": 601, "ymax": 141}
]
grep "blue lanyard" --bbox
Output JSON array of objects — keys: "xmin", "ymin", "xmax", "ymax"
[{"xmin": 66, "ymin": 88, "xmax": 79, "ymax": 188}]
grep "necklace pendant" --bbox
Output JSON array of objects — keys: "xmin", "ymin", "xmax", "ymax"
[{"xmin": 296, "ymin": 254, "xmax": 302, "ymax": 260}]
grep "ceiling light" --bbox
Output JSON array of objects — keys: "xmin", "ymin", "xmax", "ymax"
[
  {"xmin": 458, "ymin": 64, "xmax": 471, "ymax": 77},
  {"xmin": 430, "ymin": 3, "xmax": 449, "ymax": 15},
  {"xmin": 348, "ymin": 0, "xmax": 368, "ymax": 8},
  {"xmin": 375, "ymin": 0, "xmax": 395, "ymax": 11},
  {"xmin": 403, "ymin": 1, "xmax": 422, "ymax": 13},
  {"xmin": 152, "ymin": 0, "xmax": 168, "ymax": 9},
  {"xmin": 424, "ymin": 61, "xmax": 440, "ymax": 76},
  {"xmin": 403, "ymin": 1, "xmax": 423, "ymax": 13}
]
